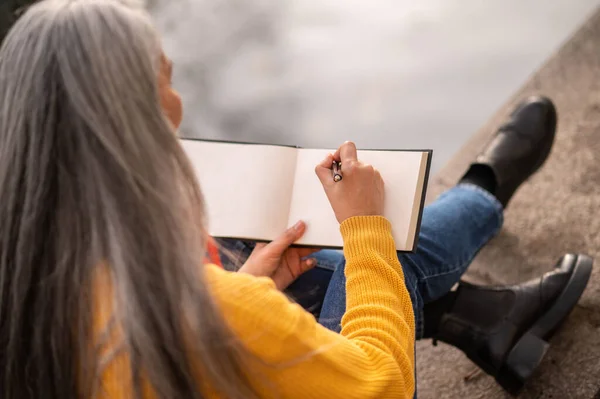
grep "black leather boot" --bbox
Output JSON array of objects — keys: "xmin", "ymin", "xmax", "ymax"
[
  {"xmin": 431, "ymin": 254, "xmax": 593, "ymax": 395},
  {"xmin": 464, "ymin": 95, "xmax": 557, "ymax": 207}
]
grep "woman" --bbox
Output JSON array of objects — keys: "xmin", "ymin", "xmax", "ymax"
[
  {"xmin": 0, "ymin": 1, "xmax": 591, "ymax": 398},
  {"xmin": 0, "ymin": 0, "xmax": 414, "ymax": 398}
]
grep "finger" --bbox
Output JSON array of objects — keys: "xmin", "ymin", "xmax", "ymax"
[
  {"xmin": 253, "ymin": 242, "xmax": 267, "ymax": 251},
  {"xmin": 374, "ymin": 168, "xmax": 384, "ymax": 186},
  {"xmin": 339, "ymin": 141, "xmax": 358, "ymax": 163},
  {"xmin": 302, "ymin": 258, "xmax": 317, "ymax": 273},
  {"xmin": 247, "ymin": 242, "xmax": 267, "ymax": 260},
  {"xmin": 296, "ymin": 247, "xmax": 319, "ymax": 259},
  {"xmin": 318, "ymin": 153, "xmax": 334, "ymax": 169},
  {"xmin": 272, "ymin": 258, "xmax": 317, "ymax": 290},
  {"xmin": 266, "ymin": 221, "xmax": 306, "ymax": 254},
  {"xmin": 315, "ymin": 153, "xmax": 334, "ymax": 184},
  {"xmin": 332, "ymin": 147, "xmax": 341, "ymax": 162}
]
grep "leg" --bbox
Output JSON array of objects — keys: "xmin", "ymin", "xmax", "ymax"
[{"xmin": 399, "ymin": 184, "xmax": 503, "ymax": 336}]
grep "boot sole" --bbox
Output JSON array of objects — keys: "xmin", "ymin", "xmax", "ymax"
[{"xmin": 495, "ymin": 254, "xmax": 593, "ymax": 395}]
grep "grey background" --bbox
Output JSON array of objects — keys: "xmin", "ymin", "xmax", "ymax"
[{"xmin": 151, "ymin": 0, "xmax": 600, "ymax": 173}]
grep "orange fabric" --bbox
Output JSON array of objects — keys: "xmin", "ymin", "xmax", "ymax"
[{"xmin": 206, "ymin": 237, "xmax": 222, "ymax": 268}]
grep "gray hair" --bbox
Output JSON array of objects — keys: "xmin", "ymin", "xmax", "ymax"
[{"xmin": 0, "ymin": 0, "xmax": 256, "ymax": 397}]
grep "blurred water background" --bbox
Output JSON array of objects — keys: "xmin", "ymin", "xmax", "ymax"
[{"xmin": 150, "ymin": 0, "xmax": 599, "ymax": 172}]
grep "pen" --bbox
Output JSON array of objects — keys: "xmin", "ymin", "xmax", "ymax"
[{"xmin": 332, "ymin": 160, "xmax": 343, "ymax": 182}]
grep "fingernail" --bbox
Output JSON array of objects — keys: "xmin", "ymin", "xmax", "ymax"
[
  {"xmin": 293, "ymin": 221, "xmax": 304, "ymax": 231},
  {"xmin": 307, "ymin": 259, "xmax": 316, "ymax": 267}
]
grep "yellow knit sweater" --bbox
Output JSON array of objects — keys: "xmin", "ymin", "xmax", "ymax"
[{"xmin": 95, "ymin": 216, "xmax": 415, "ymax": 398}]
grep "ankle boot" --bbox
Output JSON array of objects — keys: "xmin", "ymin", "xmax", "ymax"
[
  {"xmin": 432, "ymin": 254, "xmax": 593, "ymax": 395},
  {"xmin": 464, "ymin": 96, "xmax": 557, "ymax": 207}
]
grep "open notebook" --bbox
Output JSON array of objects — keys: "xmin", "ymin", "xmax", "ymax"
[{"xmin": 181, "ymin": 139, "xmax": 431, "ymax": 252}]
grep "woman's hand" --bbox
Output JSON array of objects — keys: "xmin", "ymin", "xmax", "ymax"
[
  {"xmin": 238, "ymin": 221, "xmax": 318, "ymax": 290},
  {"xmin": 315, "ymin": 141, "xmax": 385, "ymax": 223}
]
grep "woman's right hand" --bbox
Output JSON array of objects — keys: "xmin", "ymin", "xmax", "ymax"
[{"xmin": 315, "ymin": 141, "xmax": 385, "ymax": 224}]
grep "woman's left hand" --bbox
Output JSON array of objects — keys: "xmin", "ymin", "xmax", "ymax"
[{"xmin": 239, "ymin": 221, "xmax": 318, "ymax": 290}]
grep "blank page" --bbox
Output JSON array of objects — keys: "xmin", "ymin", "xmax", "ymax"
[
  {"xmin": 181, "ymin": 140, "xmax": 298, "ymax": 241},
  {"xmin": 288, "ymin": 149, "xmax": 429, "ymax": 251}
]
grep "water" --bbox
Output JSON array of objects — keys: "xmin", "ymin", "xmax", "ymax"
[{"xmin": 150, "ymin": 0, "xmax": 599, "ymax": 173}]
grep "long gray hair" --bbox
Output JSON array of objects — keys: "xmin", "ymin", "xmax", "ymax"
[{"xmin": 0, "ymin": 0, "xmax": 256, "ymax": 397}]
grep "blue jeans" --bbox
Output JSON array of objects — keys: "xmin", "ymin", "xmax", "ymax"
[{"xmin": 217, "ymin": 184, "xmax": 503, "ymax": 339}]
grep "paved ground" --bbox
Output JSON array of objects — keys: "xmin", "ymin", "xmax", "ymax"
[{"xmin": 417, "ymin": 8, "xmax": 600, "ymax": 398}]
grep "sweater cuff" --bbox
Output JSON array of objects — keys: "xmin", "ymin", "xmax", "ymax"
[{"xmin": 340, "ymin": 216, "xmax": 397, "ymax": 260}]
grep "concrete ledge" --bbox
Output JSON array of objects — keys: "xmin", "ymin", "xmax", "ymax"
[{"xmin": 418, "ymin": 7, "xmax": 600, "ymax": 399}]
